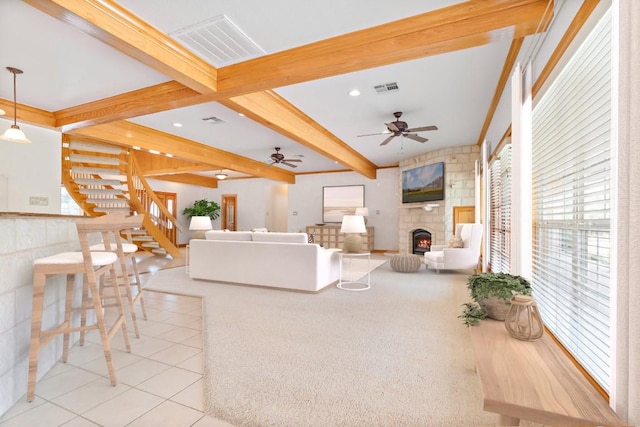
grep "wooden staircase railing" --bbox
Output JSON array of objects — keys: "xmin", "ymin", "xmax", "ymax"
[
  {"xmin": 61, "ymin": 135, "xmax": 183, "ymax": 258},
  {"xmin": 126, "ymin": 153, "xmax": 182, "ymax": 259}
]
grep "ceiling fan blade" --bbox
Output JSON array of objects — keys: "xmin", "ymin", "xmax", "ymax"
[
  {"xmin": 283, "ymin": 159, "xmax": 302, "ymax": 162},
  {"xmin": 404, "ymin": 133, "xmax": 428, "ymax": 143},
  {"xmin": 281, "ymin": 161, "xmax": 298, "ymax": 168},
  {"xmin": 380, "ymin": 135, "xmax": 395, "ymax": 146},
  {"xmin": 357, "ymin": 132, "xmax": 390, "ymax": 137},
  {"xmin": 407, "ymin": 125, "xmax": 438, "ymax": 132},
  {"xmin": 386, "ymin": 122, "xmax": 400, "ymax": 132}
]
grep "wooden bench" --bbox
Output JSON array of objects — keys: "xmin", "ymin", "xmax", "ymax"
[{"xmin": 469, "ymin": 319, "xmax": 624, "ymax": 426}]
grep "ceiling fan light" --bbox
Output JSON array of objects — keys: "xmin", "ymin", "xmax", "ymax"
[{"xmin": 0, "ymin": 124, "xmax": 31, "ymax": 143}]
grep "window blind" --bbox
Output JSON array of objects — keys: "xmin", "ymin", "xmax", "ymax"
[
  {"xmin": 489, "ymin": 143, "xmax": 512, "ymax": 274},
  {"xmin": 531, "ymin": 9, "xmax": 611, "ymax": 390}
]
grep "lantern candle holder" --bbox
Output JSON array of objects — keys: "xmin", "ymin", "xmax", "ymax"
[{"xmin": 504, "ymin": 295, "xmax": 544, "ymax": 341}]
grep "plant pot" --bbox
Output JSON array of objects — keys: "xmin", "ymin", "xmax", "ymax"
[{"xmin": 478, "ymin": 297, "xmax": 511, "ymax": 321}]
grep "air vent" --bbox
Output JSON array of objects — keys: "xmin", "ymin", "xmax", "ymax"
[
  {"xmin": 170, "ymin": 15, "xmax": 265, "ymax": 67},
  {"xmin": 373, "ymin": 82, "xmax": 400, "ymax": 94},
  {"xmin": 202, "ymin": 116, "xmax": 226, "ymax": 124}
]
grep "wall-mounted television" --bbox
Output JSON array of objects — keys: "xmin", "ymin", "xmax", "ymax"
[{"xmin": 402, "ymin": 162, "xmax": 445, "ymax": 204}]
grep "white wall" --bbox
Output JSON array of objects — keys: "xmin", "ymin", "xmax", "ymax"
[
  {"xmin": 153, "ymin": 168, "xmax": 400, "ymax": 251},
  {"xmin": 0, "ymin": 119, "xmax": 61, "ymax": 214}
]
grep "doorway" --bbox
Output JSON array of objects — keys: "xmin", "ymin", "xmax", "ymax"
[
  {"xmin": 453, "ymin": 205, "xmax": 475, "ymax": 232},
  {"xmin": 221, "ymin": 194, "xmax": 237, "ymax": 231}
]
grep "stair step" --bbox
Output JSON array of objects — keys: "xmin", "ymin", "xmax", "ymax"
[
  {"xmin": 93, "ymin": 207, "xmax": 132, "ymax": 213},
  {"xmin": 79, "ymin": 188, "xmax": 124, "ymax": 196},
  {"xmin": 71, "ymin": 166, "xmax": 122, "ymax": 176},
  {"xmin": 70, "ymin": 141, "xmax": 123, "ymax": 154},
  {"xmin": 69, "ymin": 154, "xmax": 121, "ymax": 166},
  {"xmin": 152, "ymin": 249, "xmax": 168, "ymax": 255},
  {"xmin": 86, "ymin": 198, "xmax": 129, "ymax": 206},
  {"xmin": 75, "ymin": 178, "xmax": 125, "ymax": 186},
  {"xmin": 141, "ymin": 242, "xmax": 160, "ymax": 248},
  {"xmin": 131, "ymin": 235, "xmax": 154, "ymax": 242}
]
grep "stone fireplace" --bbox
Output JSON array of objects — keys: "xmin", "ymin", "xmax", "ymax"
[
  {"xmin": 412, "ymin": 229, "xmax": 432, "ymax": 255},
  {"xmin": 397, "ymin": 145, "xmax": 480, "ymax": 253}
]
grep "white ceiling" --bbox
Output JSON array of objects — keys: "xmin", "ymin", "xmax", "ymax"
[{"xmin": 0, "ymin": 0, "xmax": 573, "ymax": 178}]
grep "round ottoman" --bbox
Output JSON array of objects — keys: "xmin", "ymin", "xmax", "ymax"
[{"xmin": 390, "ymin": 254, "xmax": 422, "ymax": 273}]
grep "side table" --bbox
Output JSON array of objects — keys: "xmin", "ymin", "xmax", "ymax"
[{"xmin": 337, "ymin": 251, "xmax": 371, "ymax": 291}]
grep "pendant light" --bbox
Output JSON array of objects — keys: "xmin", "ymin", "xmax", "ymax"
[
  {"xmin": 215, "ymin": 170, "xmax": 228, "ymax": 180},
  {"xmin": 0, "ymin": 67, "xmax": 31, "ymax": 143}
]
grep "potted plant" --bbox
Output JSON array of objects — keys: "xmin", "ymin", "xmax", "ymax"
[
  {"xmin": 182, "ymin": 199, "xmax": 221, "ymax": 220},
  {"xmin": 459, "ymin": 272, "xmax": 532, "ymax": 326}
]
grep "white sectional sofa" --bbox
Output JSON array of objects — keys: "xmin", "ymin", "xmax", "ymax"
[{"xmin": 188, "ymin": 230, "xmax": 341, "ymax": 292}]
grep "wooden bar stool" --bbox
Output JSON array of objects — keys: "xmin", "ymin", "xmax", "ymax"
[
  {"xmin": 27, "ymin": 216, "xmax": 131, "ymax": 402},
  {"xmin": 89, "ymin": 213, "xmax": 147, "ymax": 338}
]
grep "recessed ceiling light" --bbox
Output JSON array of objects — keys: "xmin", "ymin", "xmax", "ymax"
[
  {"xmin": 238, "ymin": 113, "xmax": 245, "ymax": 117},
  {"xmin": 172, "ymin": 122, "xmax": 183, "ymax": 127},
  {"xmin": 349, "ymin": 89, "xmax": 361, "ymax": 97},
  {"xmin": 165, "ymin": 153, "xmax": 174, "ymax": 158},
  {"xmin": 132, "ymin": 146, "xmax": 141, "ymax": 150},
  {"xmin": 149, "ymin": 149, "xmax": 161, "ymax": 155}
]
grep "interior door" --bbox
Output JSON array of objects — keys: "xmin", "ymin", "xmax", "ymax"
[
  {"xmin": 453, "ymin": 206, "xmax": 475, "ymax": 233},
  {"xmin": 221, "ymin": 194, "xmax": 237, "ymax": 231}
]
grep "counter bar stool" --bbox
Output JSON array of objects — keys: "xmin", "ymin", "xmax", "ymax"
[
  {"xmin": 89, "ymin": 213, "xmax": 147, "ymax": 338},
  {"xmin": 27, "ymin": 216, "xmax": 131, "ymax": 402}
]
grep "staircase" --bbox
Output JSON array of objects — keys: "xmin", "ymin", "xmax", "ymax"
[{"xmin": 62, "ymin": 137, "xmax": 182, "ymax": 258}]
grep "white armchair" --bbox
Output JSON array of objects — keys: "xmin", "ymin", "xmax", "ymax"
[{"xmin": 424, "ymin": 223, "xmax": 483, "ymax": 273}]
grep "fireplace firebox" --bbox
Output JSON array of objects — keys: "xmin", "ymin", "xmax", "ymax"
[{"xmin": 412, "ymin": 229, "xmax": 432, "ymax": 255}]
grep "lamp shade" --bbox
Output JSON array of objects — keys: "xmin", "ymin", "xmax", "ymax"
[
  {"xmin": 0, "ymin": 125, "xmax": 30, "ymax": 143},
  {"xmin": 340, "ymin": 215, "xmax": 366, "ymax": 233},
  {"xmin": 354, "ymin": 207, "xmax": 369, "ymax": 217},
  {"xmin": 189, "ymin": 216, "xmax": 212, "ymax": 231}
]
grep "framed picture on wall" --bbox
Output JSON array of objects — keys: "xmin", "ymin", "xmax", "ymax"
[{"xmin": 322, "ymin": 185, "xmax": 364, "ymax": 223}]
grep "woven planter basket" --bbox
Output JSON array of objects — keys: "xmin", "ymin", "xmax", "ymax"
[{"xmin": 478, "ymin": 297, "xmax": 511, "ymax": 321}]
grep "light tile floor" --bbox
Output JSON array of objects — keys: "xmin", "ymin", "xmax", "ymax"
[{"xmin": 0, "ymin": 253, "xmax": 234, "ymax": 427}]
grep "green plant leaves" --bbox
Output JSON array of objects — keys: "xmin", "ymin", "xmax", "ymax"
[{"xmin": 182, "ymin": 199, "xmax": 221, "ymax": 220}]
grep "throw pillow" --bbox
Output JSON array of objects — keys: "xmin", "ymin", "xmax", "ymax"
[{"xmin": 448, "ymin": 236, "xmax": 464, "ymax": 248}]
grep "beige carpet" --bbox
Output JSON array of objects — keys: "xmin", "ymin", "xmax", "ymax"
[{"xmin": 144, "ymin": 260, "xmax": 496, "ymax": 426}]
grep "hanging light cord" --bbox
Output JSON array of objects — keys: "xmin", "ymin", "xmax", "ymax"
[{"xmin": 6, "ymin": 67, "xmax": 23, "ymax": 127}]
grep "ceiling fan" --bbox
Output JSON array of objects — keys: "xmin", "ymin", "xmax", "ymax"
[
  {"xmin": 358, "ymin": 111, "xmax": 438, "ymax": 146},
  {"xmin": 269, "ymin": 147, "xmax": 302, "ymax": 168}
]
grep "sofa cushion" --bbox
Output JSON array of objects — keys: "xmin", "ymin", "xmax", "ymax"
[
  {"xmin": 251, "ymin": 232, "xmax": 308, "ymax": 243},
  {"xmin": 205, "ymin": 230, "xmax": 253, "ymax": 241}
]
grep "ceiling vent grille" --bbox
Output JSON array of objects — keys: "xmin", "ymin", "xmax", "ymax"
[
  {"xmin": 373, "ymin": 82, "xmax": 400, "ymax": 94},
  {"xmin": 202, "ymin": 116, "xmax": 226, "ymax": 124},
  {"xmin": 170, "ymin": 15, "xmax": 265, "ymax": 67}
]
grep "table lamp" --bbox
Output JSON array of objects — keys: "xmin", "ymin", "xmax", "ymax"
[
  {"xmin": 189, "ymin": 216, "xmax": 212, "ymax": 239},
  {"xmin": 355, "ymin": 207, "xmax": 369, "ymax": 224},
  {"xmin": 340, "ymin": 215, "xmax": 366, "ymax": 253}
]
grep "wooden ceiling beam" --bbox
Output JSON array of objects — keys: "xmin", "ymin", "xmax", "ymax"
[
  {"xmin": 220, "ymin": 91, "xmax": 378, "ymax": 179},
  {"xmin": 145, "ymin": 173, "xmax": 219, "ymax": 189},
  {"xmin": 33, "ymin": 0, "xmax": 553, "ymax": 130},
  {"xmin": 0, "ymin": 99, "xmax": 56, "ymax": 128},
  {"xmin": 56, "ymin": 81, "xmax": 201, "ymax": 130},
  {"xmin": 217, "ymin": 0, "xmax": 553, "ymax": 96},
  {"xmin": 23, "ymin": 0, "xmax": 218, "ymax": 94},
  {"xmin": 65, "ymin": 121, "xmax": 296, "ymax": 183},
  {"xmin": 132, "ymin": 150, "xmax": 214, "ymax": 176},
  {"xmin": 476, "ymin": 37, "xmax": 525, "ymax": 146}
]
